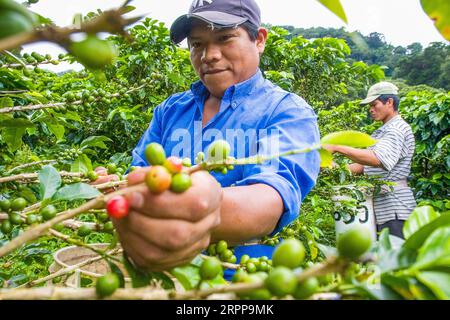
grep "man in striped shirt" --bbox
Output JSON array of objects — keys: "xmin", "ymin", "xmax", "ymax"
[{"xmin": 323, "ymin": 82, "xmax": 416, "ymax": 238}]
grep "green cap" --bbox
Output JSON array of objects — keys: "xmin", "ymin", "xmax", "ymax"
[{"xmin": 360, "ymin": 81, "xmax": 399, "ymax": 105}]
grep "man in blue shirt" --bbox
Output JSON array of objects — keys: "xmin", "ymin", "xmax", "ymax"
[{"xmin": 112, "ymin": 0, "xmax": 320, "ymax": 273}]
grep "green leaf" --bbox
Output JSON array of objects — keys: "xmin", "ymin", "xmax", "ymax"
[
  {"xmin": 147, "ymin": 272, "xmax": 175, "ymax": 290},
  {"xmin": 80, "ymin": 136, "xmax": 112, "ymax": 150},
  {"xmin": 46, "ymin": 122, "xmax": 65, "ymax": 141},
  {"xmin": 413, "ymin": 226, "xmax": 450, "ymax": 270},
  {"xmin": 0, "ymin": 97, "xmax": 14, "ymax": 108},
  {"xmin": 403, "ymin": 206, "xmax": 440, "ymax": 239},
  {"xmin": 71, "ymin": 154, "xmax": 93, "ymax": 174},
  {"xmin": 52, "ymin": 183, "xmax": 100, "ymax": 201},
  {"xmin": 1, "ymin": 126, "xmax": 27, "ymax": 152},
  {"xmin": 121, "ymin": 253, "xmax": 174, "ymax": 289},
  {"xmin": 108, "ymin": 261, "xmax": 125, "ymax": 288},
  {"xmin": 316, "ymin": 0, "xmax": 348, "ymax": 23},
  {"xmin": 320, "ymin": 130, "xmax": 377, "ymax": 147},
  {"xmin": 421, "ymin": 0, "xmax": 450, "ymax": 41},
  {"xmin": 417, "ymin": 271, "xmax": 450, "ymax": 300},
  {"xmin": 123, "ymin": 253, "xmax": 151, "ymax": 288},
  {"xmin": 170, "ymin": 264, "xmax": 201, "ymax": 290},
  {"xmin": 377, "ymin": 247, "xmax": 417, "ymax": 273},
  {"xmin": 378, "ymin": 228, "xmax": 392, "ymax": 252},
  {"xmin": 38, "ymin": 165, "xmax": 62, "ymax": 200},
  {"xmin": 403, "ymin": 213, "xmax": 450, "ymax": 250},
  {"xmin": 351, "ymin": 280, "xmax": 403, "ymax": 300},
  {"xmin": 319, "ymin": 148, "xmax": 333, "ymax": 168},
  {"xmin": 0, "ymin": 118, "xmax": 34, "ymax": 128}
]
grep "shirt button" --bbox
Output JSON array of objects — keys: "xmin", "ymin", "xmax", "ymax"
[{"xmin": 232, "ymin": 102, "xmax": 237, "ymax": 107}]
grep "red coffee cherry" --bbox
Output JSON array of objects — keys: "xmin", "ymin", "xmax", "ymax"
[
  {"xmin": 163, "ymin": 156, "xmax": 183, "ymax": 174},
  {"xmin": 106, "ymin": 195, "xmax": 129, "ymax": 219}
]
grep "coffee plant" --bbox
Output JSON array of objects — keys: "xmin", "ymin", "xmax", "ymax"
[{"xmin": 0, "ymin": 0, "xmax": 448, "ymax": 300}]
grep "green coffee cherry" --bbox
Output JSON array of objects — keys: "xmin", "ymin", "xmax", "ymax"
[
  {"xmin": 200, "ymin": 257, "xmax": 223, "ymax": 280},
  {"xmin": 265, "ymin": 266, "xmax": 298, "ymax": 297},
  {"xmin": 145, "ymin": 143, "xmax": 166, "ymax": 166}
]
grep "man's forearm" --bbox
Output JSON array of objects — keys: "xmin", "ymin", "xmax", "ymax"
[
  {"xmin": 211, "ymin": 184, "xmax": 284, "ymax": 246},
  {"xmin": 332, "ymin": 145, "xmax": 382, "ymax": 167}
]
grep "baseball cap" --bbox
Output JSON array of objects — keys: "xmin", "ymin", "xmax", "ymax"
[
  {"xmin": 170, "ymin": 0, "xmax": 261, "ymax": 44},
  {"xmin": 360, "ymin": 82, "xmax": 399, "ymax": 105}
]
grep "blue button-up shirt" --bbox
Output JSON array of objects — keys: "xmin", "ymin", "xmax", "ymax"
[{"xmin": 130, "ymin": 69, "xmax": 320, "ymax": 275}]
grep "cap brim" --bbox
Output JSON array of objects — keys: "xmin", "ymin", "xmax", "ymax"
[
  {"xmin": 170, "ymin": 11, "xmax": 248, "ymax": 44},
  {"xmin": 360, "ymin": 95, "xmax": 380, "ymax": 105}
]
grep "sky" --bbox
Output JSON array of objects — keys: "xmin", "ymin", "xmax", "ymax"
[{"xmin": 22, "ymin": 0, "xmax": 446, "ymax": 72}]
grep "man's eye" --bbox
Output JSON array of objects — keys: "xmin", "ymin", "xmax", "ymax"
[
  {"xmin": 190, "ymin": 42, "xmax": 201, "ymax": 48},
  {"xmin": 219, "ymin": 35, "xmax": 232, "ymax": 41}
]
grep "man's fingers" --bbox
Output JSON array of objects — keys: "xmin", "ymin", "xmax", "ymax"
[
  {"xmin": 91, "ymin": 174, "xmax": 119, "ymax": 185},
  {"xmin": 118, "ymin": 231, "xmax": 210, "ymax": 271},
  {"xmin": 127, "ymin": 166, "xmax": 152, "ymax": 185},
  {"xmin": 94, "ymin": 166, "xmax": 108, "ymax": 176},
  {"xmin": 126, "ymin": 170, "xmax": 222, "ymax": 222},
  {"xmin": 124, "ymin": 209, "xmax": 219, "ymax": 251}
]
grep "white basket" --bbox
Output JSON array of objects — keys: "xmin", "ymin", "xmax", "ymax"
[
  {"xmin": 331, "ymin": 185, "xmax": 377, "ymax": 242},
  {"xmin": 48, "ymin": 243, "xmax": 131, "ymax": 288}
]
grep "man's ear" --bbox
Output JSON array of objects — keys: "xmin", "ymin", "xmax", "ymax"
[
  {"xmin": 256, "ymin": 28, "xmax": 268, "ymax": 55},
  {"xmin": 387, "ymin": 98, "xmax": 395, "ymax": 110}
]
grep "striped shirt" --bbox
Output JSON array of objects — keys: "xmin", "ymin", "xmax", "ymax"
[{"xmin": 364, "ymin": 115, "xmax": 417, "ymax": 224}]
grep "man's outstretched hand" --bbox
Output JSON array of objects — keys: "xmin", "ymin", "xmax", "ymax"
[{"xmin": 111, "ymin": 167, "xmax": 223, "ymax": 271}]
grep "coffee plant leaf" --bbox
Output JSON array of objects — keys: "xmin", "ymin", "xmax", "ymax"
[
  {"xmin": 421, "ymin": 0, "xmax": 450, "ymax": 40},
  {"xmin": 351, "ymin": 279, "xmax": 404, "ymax": 300},
  {"xmin": 38, "ymin": 165, "xmax": 62, "ymax": 200},
  {"xmin": 170, "ymin": 264, "xmax": 201, "ymax": 290},
  {"xmin": 71, "ymin": 154, "xmax": 93, "ymax": 174},
  {"xmin": 108, "ymin": 261, "xmax": 125, "ymax": 288},
  {"xmin": 0, "ymin": 97, "xmax": 14, "ymax": 108},
  {"xmin": 403, "ymin": 206, "xmax": 440, "ymax": 240},
  {"xmin": 416, "ymin": 271, "xmax": 450, "ymax": 300},
  {"xmin": 80, "ymin": 135, "xmax": 112, "ymax": 150},
  {"xmin": 316, "ymin": 0, "xmax": 348, "ymax": 23},
  {"xmin": 52, "ymin": 183, "xmax": 100, "ymax": 201},
  {"xmin": 320, "ymin": 130, "xmax": 376, "ymax": 148},
  {"xmin": 377, "ymin": 246, "xmax": 417, "ymax": 273},
  {"xmin": 1, "ymin": 126, "xmax": 27, "ymax": 152},
  {"xmin": 123, "ymin": 252, "xmax": 151, "ymax": 288},
  {"xmin": 403, "ymin": 213, "xmax": 450, "ymax": 250},
  {"xmin": 0, "ymin": 118, "xmax": 34, "ymax": 128},
  {"xmin": 414, "ymin": 226, "xmax": 450, "ymax": 270},
  {"xmin": 319, "ymin": 148, "xmax": 333, "ymax": 168}
]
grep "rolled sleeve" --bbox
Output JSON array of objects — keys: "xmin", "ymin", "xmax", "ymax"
[
  {"xmin": 234, "ymin": 94, "xmax": 321, "ymax": 235},
  {"xmin": 372, "ymin": 129, "xmax": 404, "ymax": 172}
]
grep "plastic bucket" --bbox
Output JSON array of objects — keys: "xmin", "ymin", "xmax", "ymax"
[{"xmin": 332, "ymin": 185, "xmax": 377, "ymax": 242}]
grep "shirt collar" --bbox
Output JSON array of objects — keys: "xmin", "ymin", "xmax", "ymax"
[
  {"xmin": 378, "ymin": 114, "xmax": 401, "ymax": 132},
  {"xmin": 190, "ymin": 69, "xmax": 265, "ymax": 110}
]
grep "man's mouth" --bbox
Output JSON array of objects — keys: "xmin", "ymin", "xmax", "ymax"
[{"xmin": 204, "ymin": 69, "xmax": 226, "ymax": 75}]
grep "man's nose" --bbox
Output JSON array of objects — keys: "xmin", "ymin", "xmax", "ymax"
[{"xmin": 201, "ymin": 44, "xmax": 221, "ymax": 64}]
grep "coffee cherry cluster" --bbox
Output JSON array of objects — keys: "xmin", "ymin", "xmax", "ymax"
[
  {"xmin": 0, "ymin": 197, "xmax": 28, "ymax": 234},
  {"xmin": 233, "ymin": 238, "xmax": 318, "ymax": 300},
  {"xmin": 55, "ymin": 148, "xmax": 83, "ymax": 161},
  {"xmin": 106, "ymin": 140, "xmax": 233, "ymax": 221},
  {"xmin": 144, "ymin": 143, "xmax": 192, "ymax": 195},
  {"xmin": 206, "ymin": 240, "xmax": 237, "ymax": 264},
  {"xmin": 21, "ymin": 52, "xmax": 58, "ymax": 66},
  {"xmin": 239, "ymin": 254, "xmax": 272, "ymax": 273}
]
